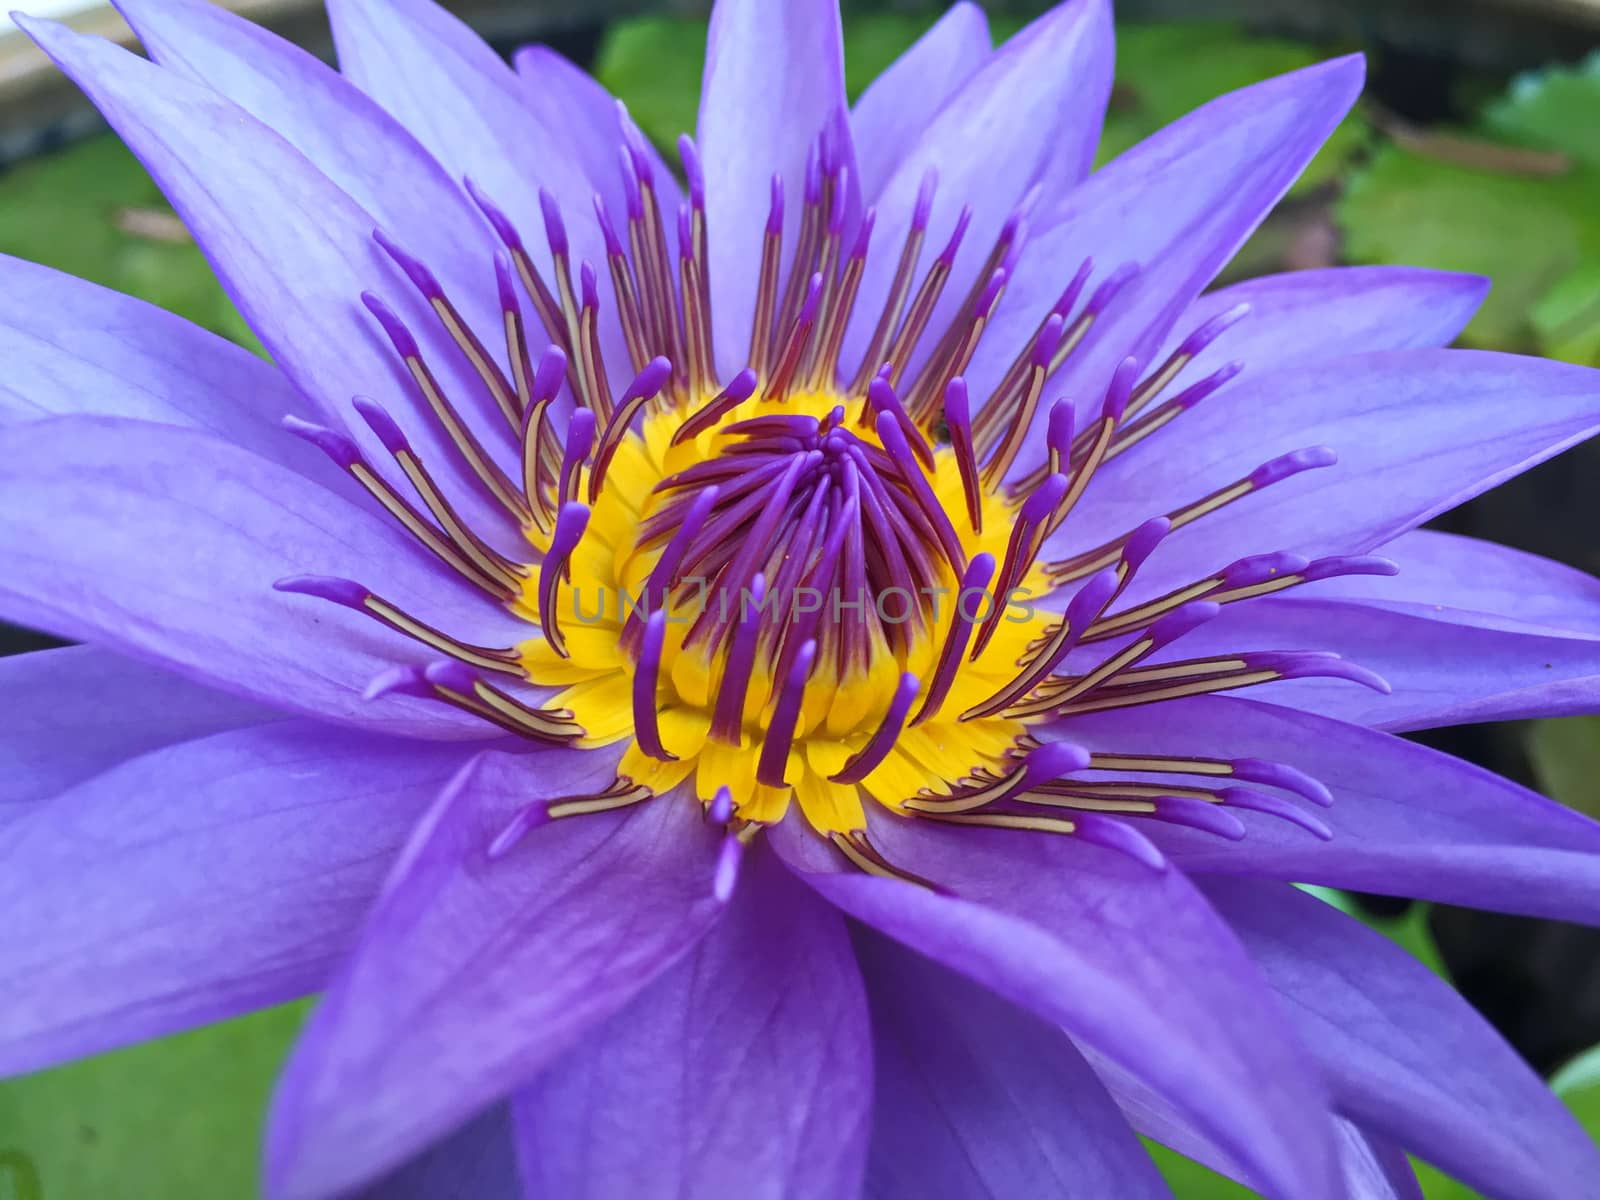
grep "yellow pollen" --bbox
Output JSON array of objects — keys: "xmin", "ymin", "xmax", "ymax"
[{"xmin": 516, "ymin": 389, "xmax": 1057, "ymax": 837}]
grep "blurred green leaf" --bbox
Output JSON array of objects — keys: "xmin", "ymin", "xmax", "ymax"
[
  {"xmin": 0, "ymin": 1002, "xmax": 306, "ymax": 1200},
  {"xmin": 597, "ymin": 15, "xmax": 1364, "ymax": 198},
  {"xmin": 592, "ymin": 16, "xmax": 704, "ymax": 152},
  {"xmin": 1528, "ymin": 715, "xmax": 1600, "ymax": 818},
  {"xmin": 1144, "ymin": 1139, "xmax": 1260, "ymax": 1197},
  {"xmin": 1552, "ymin": 1041, "xmax": 1600, "ymax": 1133},
  {"xmin": 1096, "ymin": 23, "xmax": 1367, "ymax": 192},
  {"xmin": 1337, "ymin": 142, "xmax": 1600, "ymax": 358},
  {"xmin": 1483, "ymin": 51, "xmax": 1600, "ymax": 168},
  {"xmin": 0, "ymin": 136, "xmax": 252, "ymax": 348}
]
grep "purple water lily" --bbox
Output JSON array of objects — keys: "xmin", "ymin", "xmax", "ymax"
[{"xmin": 4, "ymin": 0, "xmax": 1600, "ymax": 1195}]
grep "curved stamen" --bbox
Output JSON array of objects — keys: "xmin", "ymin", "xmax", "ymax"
[
  {"xmin": 832, "ymin": 673, "xmax": 921, "ymax": 783},
  {"xmin": 633, "ymin": 610, "xmax": 675, "ymax": 762},
  {"xmin": 756, "ymin": 638, "xmax": 817, "ymax": 787}
]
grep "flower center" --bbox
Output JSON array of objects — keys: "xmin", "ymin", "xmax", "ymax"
[
  {"xmin": 521, "ymin": 385, "xmax": 1051, "ymax": 836},
  {"xmin": 278, "ymin": 116, "xmax": 1391, "ymax": 882}
]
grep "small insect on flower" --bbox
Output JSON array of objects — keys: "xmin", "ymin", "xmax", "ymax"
[{"xmin": 3, "ymin": 0, "xmax": 1600, "ymax": 1198}]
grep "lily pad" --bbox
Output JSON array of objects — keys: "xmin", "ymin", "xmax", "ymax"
[
  {"xmin": 0, "ymin": 135, "xmax": 251, "ymax": 347},
  {"xmin": 1484, "ymin": 51, "xmax": 1600, "ymax": 168},
  {"xmin": 1337, "ymin": 141, "xmax": 1600, "ymax": 358},
  {"xmin": 0, "ymin": 1002, "xmax": 307, "ymax": 1200}
]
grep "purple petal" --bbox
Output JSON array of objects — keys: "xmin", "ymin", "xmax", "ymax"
[
  {"xmin": 0, "ymin": 645, "xmax": 278, "ymax": 818},
  {"xmin": 1060, "ymin": 350, "xmax": 1600, "ymax": 591},
  {"xmin": 843, "ymin": 0, "xmax": 1114, "ymax": 382},
  {"xmin": 325, "ymin": 0, "xmax": 606, "ymax": 288},
  {"xmin": 1147, "ymin": 591, "xmax": 1600, "ymax": 731},
  {"xmin": 0, "ymin": 720, "xmax": 479, "ymax": 1075},
  {"xmin": 1327, "ymin": 529, "xmax": 1600, "ymax": 636},
  {"xmin": 1136, "ymin": 265, "xmax": 1489, "ymax": 416},
  {"xmin": 512, "ymin": 43, "xmax": 682, "ymax": 224},
  {"xmin": 850, "ymin": 2, "xmax": 991, "ymax": 202},
  {"xmin": 1208, "ymin": 878, "xmax": 1600, "ymax": 1200},
  {"xmin": 697, "ymin": 0, "xmax": 857, "ymax": 377},
  {"xmin": 0, "ymin": 416, "xmax": 506, "ymax": 738},
  {"xmin": 355, "ymin": 1105, "xmax": 521, "ymax": 1200},
  {"xmin": 1091, "ymin": 1050, "xmax": 1422, "ymax": 1200},
  {"xmin": 969, "ymin": 56, "xmax": 1363, "ymax": 432},
  {"xmin": 0, "ymin": 252, "xmax": 324, "ymax": 477},
  {"xmin": 1053, "ymin": 695, "xmax": 1600, "ymax": 923},
  {"xmin": 855, "ymin": 928, "xmax": 1170, "ymax": 1199},
  {"xmin": 772, "ymin": 815, "xmax": 1344, "ymax": 1200},
  {"xmin": 21, "ymin": 17, "xmax": 522, "ymax": 544},
  {"xmin": 265, "ymin": 755, "xmax": 723, "ymax": 1200},
  {"xmin": 513, "ymin": 850, "xmax": 870, "ymax": 1200}
]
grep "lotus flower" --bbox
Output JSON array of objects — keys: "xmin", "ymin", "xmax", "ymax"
[{"xmin": 5, "ymin": 0, "xmax": 1600, "ymax": 1196}]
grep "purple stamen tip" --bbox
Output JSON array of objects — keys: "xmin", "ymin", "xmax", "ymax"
[
  {"xmin": 1147, "ymin": 600, "xmax": 1220, "ymax": 648},
  {"xmin": 1020, "ymin": 473, "xmax": 1068, "ymax": 525},
  {"xmin": 726, "ymin": 367, "xmax": 760, "ymax": 401},
  {"xmin": 676, "ymin": 202, "xmax": 693, "ymax": 260},
  {"xmin": 580, "ymin": 261, "xmax": 600, "ymax": 310},
  {"xmin": 708, "ymin": 786, "xmax": 735, "ymax": 825},
  {"xmin": 1122, "ymin": 517, "xmax": 1171, "ymax": 572},
  {"xmin": 373, "ymin": 228, "xmax": 443, "ymax": 299},
  {"xmin": 564, "ymin": 408, "xmax": 597, "ymax": 460},
  {"xmin": 423, "ymin": 658, "xmax": 479, "ymax": 694},
  {"xmin": 1104, "ymin": 357, "xmax": 1140, "ymax": 422},
  {"xmin": 766, "ymin": 174, "xmax": 785, "ymax": 235},
  {"xmin": 1302, "ymin": 555, "xmax": 1400, "ymax": 582},
  {"xmin": 361, "ymin": 292, "xmax": 419, "ymax": 358},
  {"xmin": 464, "ymin": 177, "xmax": 523, "ymax": 250},
  {"xmin": 1231, "ymin": 759, "xmax": 1333, "ymax": 807},
  {"xmin": 1067, "ymin": 567, "xmax": 1121, "ymax": 628},
  {"xmin": 1052, "ymin": 258, "xmax": 1094, "ymax": 318},
  {"xmin": 273, "ymin": 574, "xmax": 367, "ymax": 608},
  {"xmin": 913, "ymin": 168, "xmax": 938, "ymax": 230},
  {"xmin": 804, "ymin": 145, "xmax": 823, "ymax": 205},
  {"xmin": 619, "ymin": 147, "xmax": 644, "ymax": 219},
  {"xmin": 1221, "ymin": 788, "xmax": 1334, "ymax": 840},
  {"xmin": 1088, "ymin": 262, "xmax": 1139, "ymax": 314},
  {"xmin": 548, "ymin": 501, "xmax": 591, "ymax": 561},
  {"xmin": 595, "ymin": 196, "xmax": 624, "ymax": 256},
  {"xmin": 363, "ymin": 663, "xmax": 429, "ymax": 702},
  {"xmin": 944, "ymin": 377, "xmax": 971, "ymax": 425},
  {"xmin": 618, "ymin": 104, "xmax": 655, "ymax": 184},
  {"xmin": 1244, "ymin": 651, "xmax": 1390, "ymax": 693},
  {"xmin": 678, "ymin": 134, "xmax": 706, "ymax": 208},
  {"xmin": 1174, "ymin": 361, "xmax": 1244, "ymax": 411},
  {"xmin": 976, "ymin": 268, "xmax": 1007, "ymax": 318},
  {"xmin": 797, "ymin": 273, "xmax": 825, "ymax": 324},
  {"xmin": 1073, "ymin": 813, "xmax": 1168, "ymax": 870},
  {"xmin": 627, "ymin": 357, "xmax": 675, "ymax": 405},
  {"xmin": 1250, "ymin": 446, "xmax": 1337, "ymax": 487},
  {"xmin": 1031, "ymin": 314, "xmax": 1066, "ymax": 369},
  {"xmin": 1178, "ymin": 302, "xmax": 1252, "ymax": 357},
  {"xmin": 539, "ymin": 188, "xmax": 569, "ymax": 257},
  {"xmin": 532, "ymin": 346, "xmax": 567, "ymax": 402},
  {"xmin": 487, "ymin": 802, "xmax": 551, "ymax": 861},
  {"xmin": 282, "ymin": 415, "xmax": 361, "ymax": 469},
  {"xmin": 352, "ymin": 396, "xmax": 411, "ymax": 456},
  {"xmin": 1221, "ymin": 551, "xmax": 1310, "ymax": 588},
  {"xmin": 1156, "ymin": 796, "xmax": 1248, "ymax": 841},
  {"xmin": 1023, "ymin": 740, "xmax": 1092, "ymax": 788},
  {"xmin": 937, "ymin": 206, "xmax": 974, "ymax": 266},
  {"xmin": 1046, "ymin": 399, "xmax": 1075, "ymax": 455},
  {"xmin": 850, "ymin": 207, "xmax": 877, "ymax": 261},
  {"xmin": 712, "ymin": 833, "xmax": 745, "ymax": 902},
  {"xmin": 494, "ymin": 251, "xmax": 518, "ymax": 314}
]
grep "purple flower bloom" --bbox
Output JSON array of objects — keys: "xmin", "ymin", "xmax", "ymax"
[{"xmin": 4, "ymin": 0, "xmax": 1600, "ymax": 1195}]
